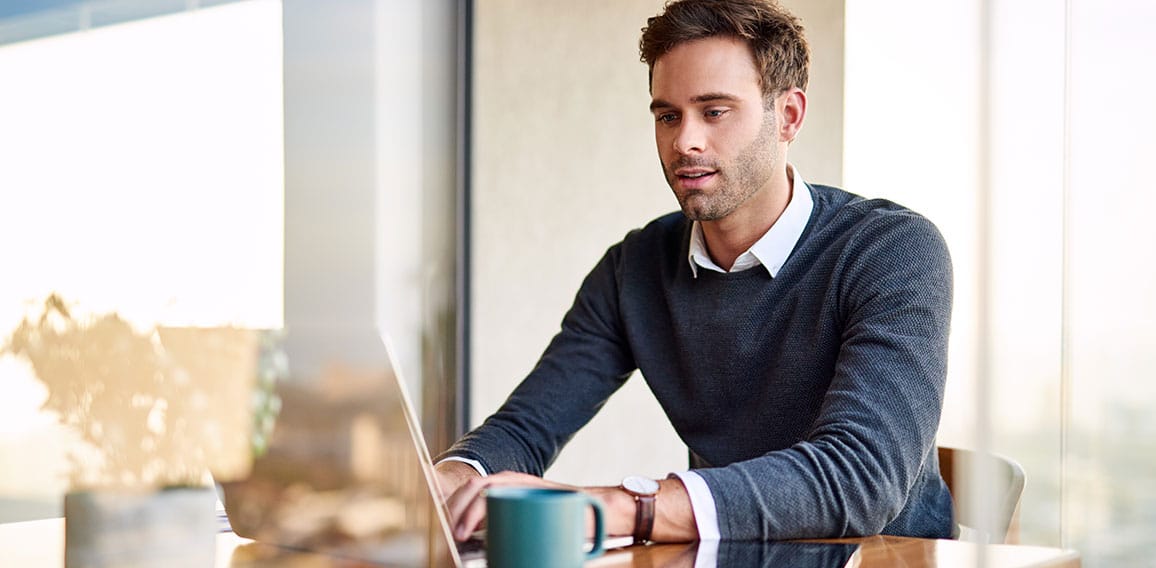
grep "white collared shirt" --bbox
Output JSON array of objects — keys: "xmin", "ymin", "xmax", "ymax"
[
  {"xmin": 676, "ymin": 164, "xmax": 814, "ymax": 543},
  {"xmin": 687, "ymin": 163, "xmax": 813, "ymax": 278}
]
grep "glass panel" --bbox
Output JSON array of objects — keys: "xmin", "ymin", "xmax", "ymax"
[
  {"xmin": 847, "ymin": 0, "xmax": 1069, "ymax": 549},
  {"xmin": 849, "ymin": 0, "xmax": 1156, "ymax": 562},
  {"xmin": 0, "ymin": 0, "xmax": 283, "ymax": 522},
  {"xmin": 1065, "ymin": 0, "xmax": 1156, "ymax": 565},
  {"xmin": 987, "ymin": 0, "xmax": 1066, "ymax": 547}
]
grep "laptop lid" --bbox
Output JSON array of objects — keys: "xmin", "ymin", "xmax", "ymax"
[{"xmin": 219, "ymin": 326, "xmax": 462, "ymax": 567}]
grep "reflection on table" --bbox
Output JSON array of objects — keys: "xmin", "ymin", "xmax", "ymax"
[{"xmin": 0, "ymin": 518, "xmax": 1081, "ymax": 567}]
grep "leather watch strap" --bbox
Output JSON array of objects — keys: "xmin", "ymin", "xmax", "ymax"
[
  {"xmin": 622, "ymin": 475, "xmax": 660, "ymax": 545},
  {"xmin": 633, "ymin": 493, "xmax": 656, "ymax": 545}
]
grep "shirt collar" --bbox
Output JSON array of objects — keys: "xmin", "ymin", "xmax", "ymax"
[{"xmin": 687, "ymin": 164, "xmax": 814, "ymax": 278}]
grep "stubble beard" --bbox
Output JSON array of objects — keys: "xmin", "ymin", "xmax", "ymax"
[{"xmin": 665, "ymin": 112, "xmax": 780, "ymax": 222}]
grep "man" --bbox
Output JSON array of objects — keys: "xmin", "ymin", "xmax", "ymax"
[{"xmin": 436, "ymin": 0, "xmax": 954, "ymax": 543}]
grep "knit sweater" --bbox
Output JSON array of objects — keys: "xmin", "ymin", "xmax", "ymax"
[{"xmin": 441, "ymin": 184, "xmax": 955, "ymax": 540}]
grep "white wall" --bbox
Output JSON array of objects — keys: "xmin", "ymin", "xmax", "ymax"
[
  {"xmin": 783, "ymin": 0, "xmax": 844, "ymax": 187},
  {"xmin": 472, "ymin": 0, "xmax": 678, "ymax": 484}
]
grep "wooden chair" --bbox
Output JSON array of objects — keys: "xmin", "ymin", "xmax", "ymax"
[{"xmin": 937, "ymin": 446, "xmax": 1026, "ymax": 544}]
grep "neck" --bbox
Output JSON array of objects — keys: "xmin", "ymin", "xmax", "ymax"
[{"xmin": 701, "ymin": 166, "xmax": 792, "ymax": 271}]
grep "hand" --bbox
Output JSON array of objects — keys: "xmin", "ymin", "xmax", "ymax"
[
  {"xmin": 434, "ymin": 460, "xmax": 482, "ymax": 502},
  {"xmin": 444, "ymin": 471, "xmax": 587, "ymax": 541}
]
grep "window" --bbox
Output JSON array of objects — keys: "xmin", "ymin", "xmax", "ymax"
[
  {"xmin": 0, "ymin": 0, "xmax": 283, "ymax": 521},
  {"xmin": 846, "ymin": 0, "xmax": 1156, "ymax": 564}
]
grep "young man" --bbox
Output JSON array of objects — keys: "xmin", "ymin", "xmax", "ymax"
[{"xmin": 436, "ymin": 0, "xmax": 955, "ymax": 543}]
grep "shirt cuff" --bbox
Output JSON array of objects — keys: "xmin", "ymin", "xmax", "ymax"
[
  {"xmin": 671, "ymin": 470, "xmax": 720, "ymax": 540},
  {"xmin": 437, "ymin": 456, "xmax": 488, "ymax": 478}
]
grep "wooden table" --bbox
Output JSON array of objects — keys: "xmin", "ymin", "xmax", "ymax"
[{"xmin": 0, "ymin": 518, "xmax": 1080, "ymax": 567}]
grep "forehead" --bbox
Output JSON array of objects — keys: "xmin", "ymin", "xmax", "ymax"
[{"xmin": 650, "ymin": 36, "xmax": 762, "ymax": 106}]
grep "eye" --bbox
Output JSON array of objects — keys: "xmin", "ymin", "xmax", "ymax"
[
  {"xmin": 656, "ymin": 112, "xmax": 679, "ymax": 124},
  {"xmin": 705, "ymin": 108, "xmax": 727, "ymax": 119}
]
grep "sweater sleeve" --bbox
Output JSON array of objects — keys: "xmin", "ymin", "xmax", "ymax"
[
  {"xmin": 436, "ymin": 242, "xmax": 637, "ymax": 475},
  {"xmin": 694, "ymin": 210, "xmax": 953, "ymax": 539}
]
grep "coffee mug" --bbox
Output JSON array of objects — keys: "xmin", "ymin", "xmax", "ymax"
[{"xmin": 485, "ymin": 487, "xmax": 606, "ymax": 568}]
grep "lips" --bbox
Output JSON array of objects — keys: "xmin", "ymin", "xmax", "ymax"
[{"xmin": 674, "ymin": 167, "xmax": 717, "ymax": 190}]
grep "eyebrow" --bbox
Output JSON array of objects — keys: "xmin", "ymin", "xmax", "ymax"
[{"xmin": 649, "ymin": 92, "xmax": 742, "ymax": 112}]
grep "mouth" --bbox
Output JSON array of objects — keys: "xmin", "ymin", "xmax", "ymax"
[
  {"xmin": 674, "ymin": 167, "xmax": 718, "ymax": 188},
  {"xmin": 675, "ymin": 167, "xmax": 716, "ymax": 178}
]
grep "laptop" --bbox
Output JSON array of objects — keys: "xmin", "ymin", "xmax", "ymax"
[{"xmin": 219, "ymin": 327, "xmax": 474, "ymax": 566}]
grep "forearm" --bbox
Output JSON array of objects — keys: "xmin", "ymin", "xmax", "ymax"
[
  {"xmin": 697, "ymin": 438, "xmax": 914, "ymax": 539},
  {"xmin": 436, "ymin": 355, "xmax": 635, "ymax": 476}
]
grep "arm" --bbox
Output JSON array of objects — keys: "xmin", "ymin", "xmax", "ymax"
[
  {"xmin": 696, "ymin": 211, "xmax": 953, "ymax": 539},
  {"xmin": 436, "ymin": 242, "xmax": 637, "ymax": 475}
]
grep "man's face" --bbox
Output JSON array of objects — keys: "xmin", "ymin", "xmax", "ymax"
[{"xmin": 650, "ymin": 36, "xmax": 782, "ymax": 222}]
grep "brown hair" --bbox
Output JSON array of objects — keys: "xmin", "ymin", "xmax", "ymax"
[{"xmin": 639, "ymin": 0, "xmax": 810, "ymax": 99}]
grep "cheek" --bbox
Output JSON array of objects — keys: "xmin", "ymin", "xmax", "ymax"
[
  {"xmin": 654, "ymin": 132, "xmax": 674, "ymax": 161},
  {"xmin": 654, "ymin": 126, "xmax": 669, "ymax": 146},
  {"xmin": 717, "ymin": 121, "xmax": 763, "ymax": 156}
]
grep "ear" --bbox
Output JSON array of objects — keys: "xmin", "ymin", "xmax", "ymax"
[{"xmin": 778, "ymin": 88, "xmax": 807, "ymax": 143}]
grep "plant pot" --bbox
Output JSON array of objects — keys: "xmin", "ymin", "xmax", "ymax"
[{"xmin": 64, "ymin": 486, "xmax": 216, "ymax": 567}]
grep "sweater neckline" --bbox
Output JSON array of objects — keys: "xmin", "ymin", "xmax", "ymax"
[{"xmin": 693, "ymin": 266, "xmax": 774, "ymax": 282}]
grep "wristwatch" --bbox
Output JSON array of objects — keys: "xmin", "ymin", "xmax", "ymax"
[{"xmin": 620, "ymin": 475, "xmax": 660, "ymax": 545}]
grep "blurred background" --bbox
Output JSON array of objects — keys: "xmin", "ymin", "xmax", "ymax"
[{"xmin": 0, "ymin": 0, "xmax": 1153, "ymax": 566}]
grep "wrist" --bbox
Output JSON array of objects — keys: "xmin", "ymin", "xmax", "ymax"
[
  {"xmin": 590, "ymin": 486, "xmax": 638, "ymax": 537},
  {"xmin": 434, "ymin": 459, "xmax": 481, "ymax": 497}
]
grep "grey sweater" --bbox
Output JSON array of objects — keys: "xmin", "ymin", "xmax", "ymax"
[{"xmin": 441, "ymin": 184, "xmax": 955, "ymax": 540}]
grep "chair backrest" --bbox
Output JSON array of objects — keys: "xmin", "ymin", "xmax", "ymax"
[{"xmin": 937, "ymin": 446, "xmax": 1026, "ymax": 544}]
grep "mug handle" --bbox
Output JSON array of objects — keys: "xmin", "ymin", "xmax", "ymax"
[{"xmin": 585, "ymin": 495, "xmax": 606, "ymax": 560}]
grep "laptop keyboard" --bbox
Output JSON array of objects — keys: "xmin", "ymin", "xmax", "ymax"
[{"xmin": 457, "ymin": 535, "xmax": 486, "ymax": 560}]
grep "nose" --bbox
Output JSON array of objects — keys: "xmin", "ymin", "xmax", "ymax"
[{"xmin": 672, "ymin": 119, "xmax": 706, "ymax": 154}]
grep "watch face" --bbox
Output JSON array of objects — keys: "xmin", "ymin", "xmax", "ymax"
[{"xmin": 623, "ymin": 475, "xmax": 660, "ymax": 495}]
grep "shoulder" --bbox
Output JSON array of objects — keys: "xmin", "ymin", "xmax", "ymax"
[
  {"xmin": 798, "ymin": 185, "xmax": 952, "ymax": 304},
  {"xmin": 809, "ymin": 184, "xmax": 948, "ymax": 255}
]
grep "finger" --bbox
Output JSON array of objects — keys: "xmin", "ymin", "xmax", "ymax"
[
  {"xmin": 446, "ymin": 475, "xmax": 489, "ymax": 532},
  {"xmin": 447, "ymin": 472, "xmax": 537, "ymax": 540},
  {"xmin": 484, "ymin": 471, "xmax": 566, "ymax": 489},
  {"xmin": 455, "ymin": 491, "xmax": 489, "ymax": 541},
  {"xmin": 446, "ymin": 471, "xmax": 572, "ymax": 541}
]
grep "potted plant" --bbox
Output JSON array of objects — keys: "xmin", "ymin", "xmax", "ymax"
[{"xmin": 2, "ymin": 295, "xmax": 280, "ymax": 567}]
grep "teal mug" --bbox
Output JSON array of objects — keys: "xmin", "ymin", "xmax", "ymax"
[{"xmin": 485, "ymin": 487, "xmax": 606, "ymax": 568}]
